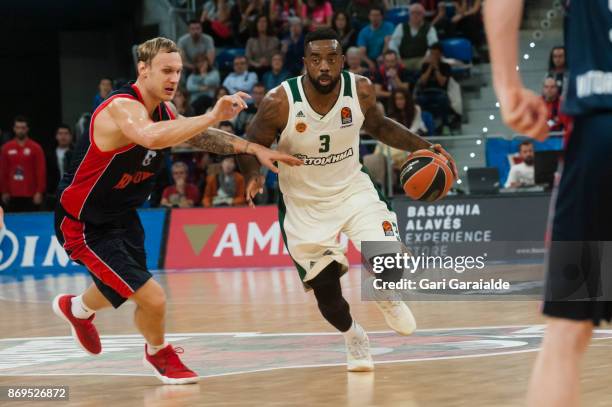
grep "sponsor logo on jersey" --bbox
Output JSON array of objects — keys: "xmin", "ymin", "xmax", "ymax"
[
  {"xmin": 113, "ymin": 171, "xmax": 155, "ymax": 189},
  {"xmin": 341, "ymin": 107, "xmax": 352, "ymax": 126},
  {"xmin": 382, "ymin": 221, "xmax": 394, "ymax": 237},
  {"xmin": 296, "ymin": 110, "xmax": 305, "ymax": 118},
  {"xmin": 295, "ymin": 122, "xmax": 307, "ymax": 133},
  {"xmin": 293, "ymin": 147, "xmax": 353, "ymax": 166}
]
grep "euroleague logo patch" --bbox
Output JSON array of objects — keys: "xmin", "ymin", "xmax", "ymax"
[
  {"xmin": 382, "ymin": 221, "xmax": 394, "ymax": 237},
  {"xmin": 296, "ymin": 122, "xmax": 307, "ymax": 133},
  {"xmin": 341, "ymin": 107, "xmax": 352, "ymax": 126}
]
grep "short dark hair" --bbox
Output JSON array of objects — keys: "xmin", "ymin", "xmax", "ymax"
[
  {"xmin": 429, "ymin": 42, "xmax": 443, "ymax": 53},
  {"xmin": 304, "ymin": 28, "xmax": 341, "ymax": 52},
  {"xmin": 188, "ymin": 19, "xmax": 200, "ymax": 26},
  {"xmin": 383, "ymin": 49, "xmax": 398, "ymax": 58},
  {"xmin": 57, "ymin": 124, "xmax": 72, "ymax": 133},
  {"xmin": 253, "ymin": 82, "xmax": 266, "ymax": 90},
  {"xmin": 519, "ymin": 140, "xmax": 533, "ymax": 149},
  {"xmin": 369, "ymin": 6, "xmax": 385, "ymax": 15},
  {"xmin": 219, "ymin": 121, "xmax": 234, "ymax": 131},
  {"xmin": 14, "ymin": 115, "xmax": 29, "ymax": 126}
]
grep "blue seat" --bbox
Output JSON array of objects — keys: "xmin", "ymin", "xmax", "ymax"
[
  {"xmin": 421, "ymin": 110, "xmax": 435, "ymax": 136},
  {"xmin": 441, "ymin": 38, "xmax": 473, "ymax": 63},
  {"xmin": 385, "ymin": 7, "xmax": 409, "ymax": 25},
  {"xmin": 215, "ymin": 47, "xmax": 245, "ymax": 71}
]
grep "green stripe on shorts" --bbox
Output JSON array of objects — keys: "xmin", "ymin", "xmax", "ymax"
[{"xmin": 277, "ymin": 190, "xmax": 308, "ymax": 281}]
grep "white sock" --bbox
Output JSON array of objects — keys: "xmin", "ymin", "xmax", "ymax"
[
  {"xmin": 147, "ymin": 341, "xmax": 168, "ymax": 355},
  {"xmin": 343, "ymin": 321, "xmax": 365, "ymax": 340},
  {"xmin": 71, "ymin": 295, "xmax": 95, "ymax": 319}
]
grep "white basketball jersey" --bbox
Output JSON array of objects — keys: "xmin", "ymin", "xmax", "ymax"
[{"xmin": 278, "ymin": 71, "xmax": 366, "ymax": 201}]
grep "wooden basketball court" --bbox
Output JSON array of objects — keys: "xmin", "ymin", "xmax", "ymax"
[{"xmin": 1, "ymin": 267, "xmax": 611, "ymax": 406}]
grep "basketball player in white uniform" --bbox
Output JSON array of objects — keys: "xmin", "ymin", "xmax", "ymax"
[{"xmin": 237, "ymin": 28, "xmax": 457, "ymax": 371}]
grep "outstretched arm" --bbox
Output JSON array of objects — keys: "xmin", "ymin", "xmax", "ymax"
[
  {"xmin": 236, "ymin": 86, "xmax": 289, "ymax": 206},
  {"xmin": 357, "ymin": 76, "xmax": 458, "ymax": 177},
  {"xmin": 484, "ymin": 0, "xmax": 548, "ymax": 139}
]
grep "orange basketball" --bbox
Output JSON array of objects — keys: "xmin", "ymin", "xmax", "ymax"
[{"xmin": 399, "ymin": 149, "xmax": 454, "ymax": 202}]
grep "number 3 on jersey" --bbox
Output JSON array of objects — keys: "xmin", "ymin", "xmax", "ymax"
[{"xmin": 319, "ymin": 134, "xmax": 330, "ymax": 153}]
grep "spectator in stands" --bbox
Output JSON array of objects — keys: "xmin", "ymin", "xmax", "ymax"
[
  {"xmin": 203, "ymin": 157, "xmax": 246, "ymax": 207},
  {"xmin": 548, "ymin": 45, "xmax": 566, "ymax": 92},
  {"xmin": 346, "ymin": 46, "xmax": 369, "ymax": 76},
  {"xmin": 302, "ymin": 0, "xmax": 333, "ymax": 31},
  {"xmin": 389, "ymin": 3, "xmax": 439, "ymax": 71},
  {"xmin": 332, "ymin": 11, "xmax": 357, "ymax": 53},
  {"xmin": 194, "ymin": 151, "xmax": 213, "ymax": 193},
  {"xmin": 416, "ymin": 43, "xmax": 451, "ymax": 133},
  {"xmin": 246, "ymin": 14, "xmax": 280, "ymax": 78},
  {"xmin": 357, "ymin": 6, "xmax": 395, "ymax": 71},
  {"xmin": 173, "ymin": 86, "xmax": 195, "ymax": 117},
  {"xmin": 200, "ymin": 0, "xmax": 234, "ymax": 46},
  {"xmin": 187, "ymin": 53, "xmax": 220, "ymax": 110},
  {"xmin": 46, "ymin": 124, "xmax": 73, "ymax": 207},
  {"xmin": 542, "ymin": 76, "xmax": 564, "ymax": 132},
  {"xmin": 451, "ymin": 0, "xmax": 484, "ymax": 51},
  {"xmin": 223, "ymin": 55, "xmax": 259, "ymax": 95},
  {"xmin": 161, "ymin": 162, "xmax": 200, "ymax": 208},
  {"xmin": 231, "ymin": 0, "xmax": 267, "ymax": 46},
  {"xmin": 177, "ymin": 19, "xmax": 216, "ymax": 73},
  {"xmin": 0, "ymin": 116, "xmax": 46, "ymax": 212},
  {"xmin": 373, "ymin": 50, "xmax": 412, "ymax": 103},
  {"xmin": 346, "ymin": 0, "xmax": 387, "ymax": 32},
  {"xmin": 281, "ymin": 17, "xmax": 305, "ymax": 75},
  {"xmin": 505, "ymin": 140, "xmax": 535, "ymax": 188},
  {"xmin": 93, "ymin": 77, "xmax": 113, "ymax": 111},
  {"xmin": 262, "ymin": 53, "xmax": 291, "ymax": 90},
  {"xmin": 234, "ymin": 82, "xmax": 266, "ymax": 135},
  {"xmin": 431, "ymin": 1, "xmax": 453, "ymax": 40},
  {"xmin": 270, "ymin": 0, "xmax": 303, "ymax": 35},
  {"xmin": 205, "ymin": 86, "xmax": 230, "ymax": 127}
]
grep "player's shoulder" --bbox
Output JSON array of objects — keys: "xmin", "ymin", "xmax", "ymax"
[{"xmin": 262, "ymin": 83, "xmax": 289, "ymax": 106}]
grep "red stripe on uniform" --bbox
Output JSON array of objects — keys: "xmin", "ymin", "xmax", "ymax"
[
  {"xmin": 164, "ymin": 102, "xmax": 176, "ymax": 120},
  {"xmin": 60, "ymin": 216, "xmax": 134, "ymax": 298},
  {"xmin": 59, "ymin": 94, "xmax": 137, "ymax": 219}
]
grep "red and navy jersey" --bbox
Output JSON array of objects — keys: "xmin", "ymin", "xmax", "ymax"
[
  {"xmin": 563, "ymin": 0, "xmax": 612, "ymax": 115},
  {"xmin": 58, "ymin": 82, "xmax": 175, "ymax": 224}
]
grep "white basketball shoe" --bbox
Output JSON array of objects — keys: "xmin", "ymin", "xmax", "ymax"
[{"xmin": 344, "ymin": 322, "xmax": 374, "ymax": 372}]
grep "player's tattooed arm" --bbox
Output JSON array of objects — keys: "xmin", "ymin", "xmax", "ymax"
[
  {"xmin": 357, "ymin": 76, "xmax": 431, "ymax": 152},
  {"xmin": 185, "ymin": 127, "xmax": 251, "ymax": 155}
]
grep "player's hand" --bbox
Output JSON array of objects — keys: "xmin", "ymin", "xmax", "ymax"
[
  {"xmin": 249, "ymin": 144, "xmax": 303, "ymax": 174},
  {"xmin": 245, "ymin": 174, "xmax": 265, "ymax": 208},
  {"xmin": 431, "ymin": 144, "xmax": 458, "ymax": 180},
  {"xmin": 498, "ymin": 86, "xmax": 549, "ymax": 140},
  {"xmin": 210, "ymin": 92, "xmax": 250, "ymax": 122}
]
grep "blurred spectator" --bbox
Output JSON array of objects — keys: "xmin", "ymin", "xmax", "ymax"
[
  {"xmin": 187, "ymin": 53, "xmax": 220, "ymax": 112},
  {"xmin": 206, "ymin": 87, "xmax": 231, "ymax": 127},
  {"xmin": 234, "ymin": 83, "xmax": 266, "ymax": 135},
  {"xmin": 281, "ymin": 17, "xmax": 306, "ymax": 75},
  {"xmin": 416, "ymin": 43, "xmax": 451, "ymax": 132},
  {"xmin": 200, "ymin": 0, "xmax": 234, "ymax": 46},
  {"xmin": 246, "ymin": 14, "xmax": 281, "ymax": 77},
  {"xmin": 93, "ymin": 78, "xmax": 113, "ymax": 111},
  {"xmin": 332, "ymin": 11, "xmax": 357, "ymax": 53},
  {"xmin": 431, "ymin": 1, "xmax": 453, "ymax": 40},
  {"xmin": 194, "ymin": 151, "xmax": 213, "ymax": 193},
  {"xmin": 231, "ymin": 0, "xmax": 268, "ymax": 46},
  {"xmin": 548, "ymin": 46, "xmax": 566, "ymax": 92},
  {"xmin": 46, "ymin": 124, "xmax": 73, "ymax": 207},
  {"xmin": 542, "ymin": 76, "xmax": 564, "ymax": 132},
  {"xmin": 161, "ymin": 162, "xmax": 200, "ymax": 208},
  {"xmin": 346, "ymin": 46, "xmax": 369, "ymax": 76},
  {"xmin": 223, "ymin": 55, "xmax": 259, "ymax": 95},
  {"xmin": 262, "ymin": 53, "xmax": 291, "ymax": 90},
  {"xmin": 177, "ymin": 20, "xmax": 216, "ymax": 72},
  {"xmin": 302, "ymin": 0, "xmax": 334, "ymax": 31},
  {"xmin": 173, "ymin": 87, "xmax": 196, "ymax": 117},
  {"xmin": 451, "ymin": 0, "xmax": 484, "ymax": 50},
  {"xmin": 347, "ymin": 0, "xmax": 387, "ymax": 31},
  {"xmin": 373, "ymin": 50, "xmax": 412, "ymax": 103},
  {"xmin": 0, "ymin": 116, "xmax": 46, "ymax": 212},
  {"xmin": 270, "ymin": 0, "xmax": 303, "ymax": 35},
  {"xmin": 389, "ymin": 3, "xmax": 438, "ymax": 71},
  {"xmin": 357, "ymin": 7, "xmax": 395, "ymax": 71},
  {"xmin": 505, "ymin": 140, "xmax": 535, "ymax": 188},
  {"xmin": 203, "ymin": 157, "xmax": 246, "ymax": 207}
]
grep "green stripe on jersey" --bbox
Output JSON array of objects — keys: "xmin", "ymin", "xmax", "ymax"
[
  {"xmin": 342, "ymin": 71, "xmax": 352, "ymax": 97},
  {"xmin": 287, "ymin": 77, "xmax": 302, "ymax": 102}
]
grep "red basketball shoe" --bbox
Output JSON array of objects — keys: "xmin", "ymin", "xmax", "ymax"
[
  {"xmin": 143, "ymin": 344, "xmax": 199, "ymax": 385},
  {"xmin": 52, "ymin": 294, "xmax": 102, "ymax": 355}
]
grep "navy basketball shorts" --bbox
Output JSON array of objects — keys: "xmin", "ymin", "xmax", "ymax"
[
  {"xmin": 54, "ymin": 206, "xmax": 152, "ymax": 308},
  {"xmin": 543, "ymin": 114, "xmax": 612, "ymax": 325}
]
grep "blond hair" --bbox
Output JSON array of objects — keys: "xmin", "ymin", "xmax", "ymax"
[{"xmin": 137, "ymin": 37, "xmax": 179, "ymax": 65}]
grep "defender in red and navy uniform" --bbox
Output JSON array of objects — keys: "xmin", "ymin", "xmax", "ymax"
[
  {"xmin": 486, "ymin": 1, "xmax": 612, "ymax": 405},
  {"xmin": 51, "ymin": 37, "xmax": 300, "ymax": 385}
]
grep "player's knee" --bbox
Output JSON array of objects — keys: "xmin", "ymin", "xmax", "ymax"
[
  {"xmin": 134, "ymin": 280, "xmax": 167, "ymax": 314},
  {"xmin": 309, "ymin": 262, "xmax": 348, "ymax": 311},
  {"xmin": 546, "ymin": 318, "xmax": 593, "ymax": 352}
]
